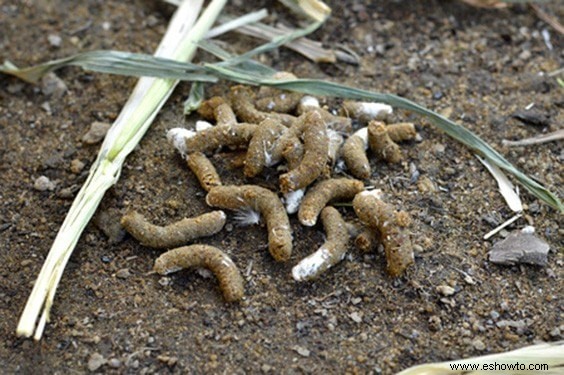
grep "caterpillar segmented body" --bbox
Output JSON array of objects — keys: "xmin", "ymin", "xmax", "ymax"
[
  {"xmin": 186, "ymin": 152, "xmax": 222, "ymax": 192},
  {"xmin": 121, "ymin": 210, "xmax": 226, "ymax": 249},
  {"xmin": 279, "ymin": 111, "xmax": 328, "ymax": 193},
  {"xmin": 183, "ymin": 123, "xmax": 258, "ymax": 154},
  {"xmin": 352, "ymin": 190, "xmax": 414, "ymax": 276},
  {"xmin": 206, "ymin": 185, "xmax": 292, "ymax": 262},
  {"xmin": 228, "ymin": 85, "xmax": 295, "ymax": 126},
  {"xmin": 154, "ymin": 245, "xmax": 244, "ymax": 302},
  {"xmin": 244, "ymin": 118, "xmax": 286, "ymax": 177},
  {"xmin": 298, "ymin": 178, "xmax": 364, "ymax": 226},
  {"xmin": 341, "ymin": 127, "xmax": 370, "ymax": 180},
  {"xmin": 292, "ymin": 206, "xmax": 350, "ymax": 281},
  {"xmin": 340, "ymin": 101, "xmax": 393, "ymax": 125},
  {"xmin": 368, "ymin": 121, "xmax": 403, "ymax": 163},
  {"xmin": 197, "ymin": 96, "xmax": 237, "ymax": 126}
]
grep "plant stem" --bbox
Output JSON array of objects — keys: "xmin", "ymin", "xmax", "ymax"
[{"xmin": 16, "ymin": 0, "xmax": 227, "ymax": 340}]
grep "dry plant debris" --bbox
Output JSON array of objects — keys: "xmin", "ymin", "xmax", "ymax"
[{"xmin": 125, "ymin": 81, "xmax": 421, "ymax": 300}]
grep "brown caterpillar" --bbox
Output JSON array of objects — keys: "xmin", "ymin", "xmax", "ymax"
[
  {"xmin": 296, "ymin": 97, "xmax": 352, "ymax": 133},
  {"xmin": 387, "ymin": 122, "xmax": 417, "ymax": 142},
  {"xmin": 244, "ymin": 118, "xmax": 286, "ymax": 177},
  {"xmin": 228, "ymin": 85, "xmax": 296, "ymax": 127},
  {"xmin": 341, "ymin": 127, "xmax": 371, "ymax": 180},
  {"xmin": 322, "ymin": 129, "xmax": 345, "ymax": 177},
  {"xmin": 367, "ymin": 121, "xmax": 403, "ymax": 163},
  {"xmin": 186, "ymin": 152, "xmax": 222, "ymax": 192},
  {"xmin": 179, "ymin": 123, "xmax": 258, "ymax": 154},
  {"xmin": 279, "ymin": 111, "xmax": 329, "ymax": 193},
  {"xmin": 255, "ymin": 72, "xmax": 303, "ymax": 113},
  {"xmin": 352, "ymin": 190, "xmax": 414, "ymax": 276},
  {"xmin": 121, "ymin": 210, "xmax": 226, "ymax": 249},
  {"xmin": 197, "ymin": 96, "xmax": 237, "ymax": 126},
  {"xmin": 206, "ymin": 185, "xmax": 292, "ymax": 262},
  {"xmin": 355, "ymin": 229, "xmax": 379, "ymax": 252},
  {"xmin": 340, "ymin": 101, "xmax": 393, "ymax": 125},
  {"xmin": 154, "ymin": 245, "xmax": 244, "ymax": 302},
  {"xmin": 292, "ymin": 206, "xmax": 350, "ymax": 281},
  {"xmin": 298, "ymin": 178, "xmax": 364, "ymax": 226}
]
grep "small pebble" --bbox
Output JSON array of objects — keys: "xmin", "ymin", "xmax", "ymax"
[
  {"xmin": 48, "ymin": 34, "xmax": 62, "ymax": 47},
  {"xmin": 350, "ymin": 311, "xmax": 363, "ymax": 323},
  {"xmin": 436, "ymin": 285, "xmax": 455, "ymax": 296},
  {"xmin": 34, "ymin": 176, "xmax": 56, "ymax": 191},
  {"xmin": 107, "ymin": 358, "xmax": 121, "ymax": 368},
  {"xmin": 428, "ymin": 315, "xmax": 442, "ymax": 331},
  {"xmin": 472, "ymin": 338, "xmax": 486, "ymax": 351},
  {"xmin": 41, "ymin": 72, "xmax": 67, "ymax": 98},
  {"xmin": 70, "ymin": 159, "xmax": 85, "ymax": 174},
  {"xmin": 433, "ymin": 143, "xmax": 446, "ymax": 154},
  {"xmin": 87, "ymin": 353, "xmax": 106, "ymax": 372},
  {"xmin": 115, "ymin": 268, "xmax": 131, "ymax": 279},
  {"xmin": 82, "ymin": 121, "xmax": 111, "ymax": 144},
  {"xmin": 293, "ymin": 346, "xmax": 310, "ymax": 357}
]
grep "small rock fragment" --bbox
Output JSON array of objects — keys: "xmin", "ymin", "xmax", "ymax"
[
  {"xmin": 107, "ymin": 358, "xmax": 121, "ymax": 368},
  {"xmin": 82, "ymin": 121, "xmax": 111, "ymax": 144},
  {"xmin": 87, "ymin": 353, "xmax": 106, "ymax": 372},
  {"xmin": 115, "ymin": 268, "xmax": 131, "ymax": 279},
  {"xmin": 472, "ymin": 338, "xmax": 486, "ymax": 351},
  {"xmin": 293, "ymin": 346, "xmax": 310, "ymax": 357},
  {"xmin": 350, "ymin": 311, "xmax": 363, "ymax": 323},
  {"xmin": 48, "ymin": 34, "xmax": 62, "ymax": 47},
  {"xmin": 436, "ymin": 285, "xmax": 455, "ymax": 296},
  {"xmin": 70, "ymin": 159, "xmax": 86, "ymax": 174},
  {"xmin": 512, "ymin": 110, "xmax": 549, "ymax": 127},
  {"xmin": 41, "ymin": 72, "xmax": 67, "ymax": 98},
  {"xmin": 489, "ymin": 227, "xmax": 549, "ymax": 266},
  {"xmin": 34, "ymin": 176, "xmax": 56, "ymax": 191}
]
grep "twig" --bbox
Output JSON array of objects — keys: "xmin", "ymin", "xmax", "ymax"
[
  {"xmin": 502, "ymin": 129, "xmax": 564, "ymax": 147},
  {"xmin": 529, "ymin": 3, "xmax": 564, "ymax": 35}
]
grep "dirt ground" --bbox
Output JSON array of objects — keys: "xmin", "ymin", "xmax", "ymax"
[{"xmin": 0, "ymin": 0, "xmax": 562, "ymax": 373}]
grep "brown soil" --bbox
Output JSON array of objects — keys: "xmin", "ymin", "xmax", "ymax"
[{"xmin": 1, "ymin": 1, "xmax": 562, "ymax": 373}]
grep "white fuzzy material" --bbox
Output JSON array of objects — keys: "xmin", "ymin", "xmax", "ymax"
[
  {"xmin": 292, "ymin": 247, "xmax": 331, "ymax": 281},
  {"xmin": 359, "ymin": 188, "xmax": 383, "ymax": 200},
  {"xmin": 300, "ymin": 96, "xmax": 320, "ymax": 108},
  {"xmin": 521, "ymin": 226, "xmax": 535, "ymax": 234},
  {"xmin": 359, "ymin": 102, "xmax": 393, "ymax": 120},
  {"xmin": 195, "ymin": 120, "xmax": 213, "ymax": 132},
  {"xmin": 167, "ymin": 128, "xmax": 195, "ymax": 156},
  {"xmin": 353, "ymin": 127, "xmax": 369, "ymax": 150},
  {"xmin": 327, "ymin": 129, "xmax": 344, "ymax": 159},
  {"xmin": 284, "ymin": 189, "xmax": 305, "ymax": 214},
  {"xmin": 234, "ymin": 208, "xmax": 261, "ymax": 226}
]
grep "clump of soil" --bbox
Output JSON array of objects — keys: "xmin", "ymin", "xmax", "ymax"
[{"xmin": 0, "ymin": 1, "xmax": 561, "ymax": 373}]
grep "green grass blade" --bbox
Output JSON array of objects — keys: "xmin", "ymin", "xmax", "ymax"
[{"xmin": 184, "ymin": 82, "xmax": 205, "ymax": 114}]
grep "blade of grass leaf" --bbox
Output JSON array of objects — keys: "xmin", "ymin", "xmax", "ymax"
[
  {"xmin": 184, "ymin": 81, "xmax": 205, "ymax": 114},
  {"xmin": 206, "ymin": 9, "xmax": 269, "ymax": 39}
]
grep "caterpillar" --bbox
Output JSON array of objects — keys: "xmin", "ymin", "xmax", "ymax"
[
  {"xmin": 298, "ymin": 178, "xmax": 364, "ymax": 227},
  {"xmin": 244, "ymin": 118, "xmax": 286, "ymax": 178},
  {"xmin": 154, "ymin": 245, "xmax": 244, "ymax": 302},
  {"xmin": 341, "ymin": 127, "xmax": 371, "ymax": 180},
  {"xmin": 121, "ymin": 210, "xmax": 226, "ymax": 249},
  {"xmin": 279, "ymin": 111, "xmax": 329, "ymax": 193},
  {"xmin": 228, "ymin": 85, "xmax": 296, "ymax": 127},
  {"xmin": 340, "ymin": 101, "xmax": 393, "ymax": 125},
  {"xmin": 292, "ymin": 206, "xmax": 350, "ymax": 281},
  {"xmin": 197, "ymin": 96, "xmax": 237, "ymax": 126},
  {"xmin": 352, "ymin": 190, "xmax": 414, "ymax": 276},
  {"xmin": 186, "ymin": 152, "xmax": 222, "ymax": 192},
  {"xmin": 206, "ymin": 185, "xmax": 293, "ymax": 262},
  {"xmin": 367, "ymin": 121, "xmax": 403, "ymax": 163}
]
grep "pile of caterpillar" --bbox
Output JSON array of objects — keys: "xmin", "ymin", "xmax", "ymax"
[{"xmin": 122, "ymin": 75, "xmax": 418, "ymax": 302}]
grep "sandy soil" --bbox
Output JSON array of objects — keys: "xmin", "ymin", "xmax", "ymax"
[{"xmin": 0, "ymin": 0, "xmax": 562, "ymax": 373}]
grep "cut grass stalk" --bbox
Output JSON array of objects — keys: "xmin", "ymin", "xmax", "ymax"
[{"xmin": 15, "ymin": 0, "xmax": 227, "ymax": 340}]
